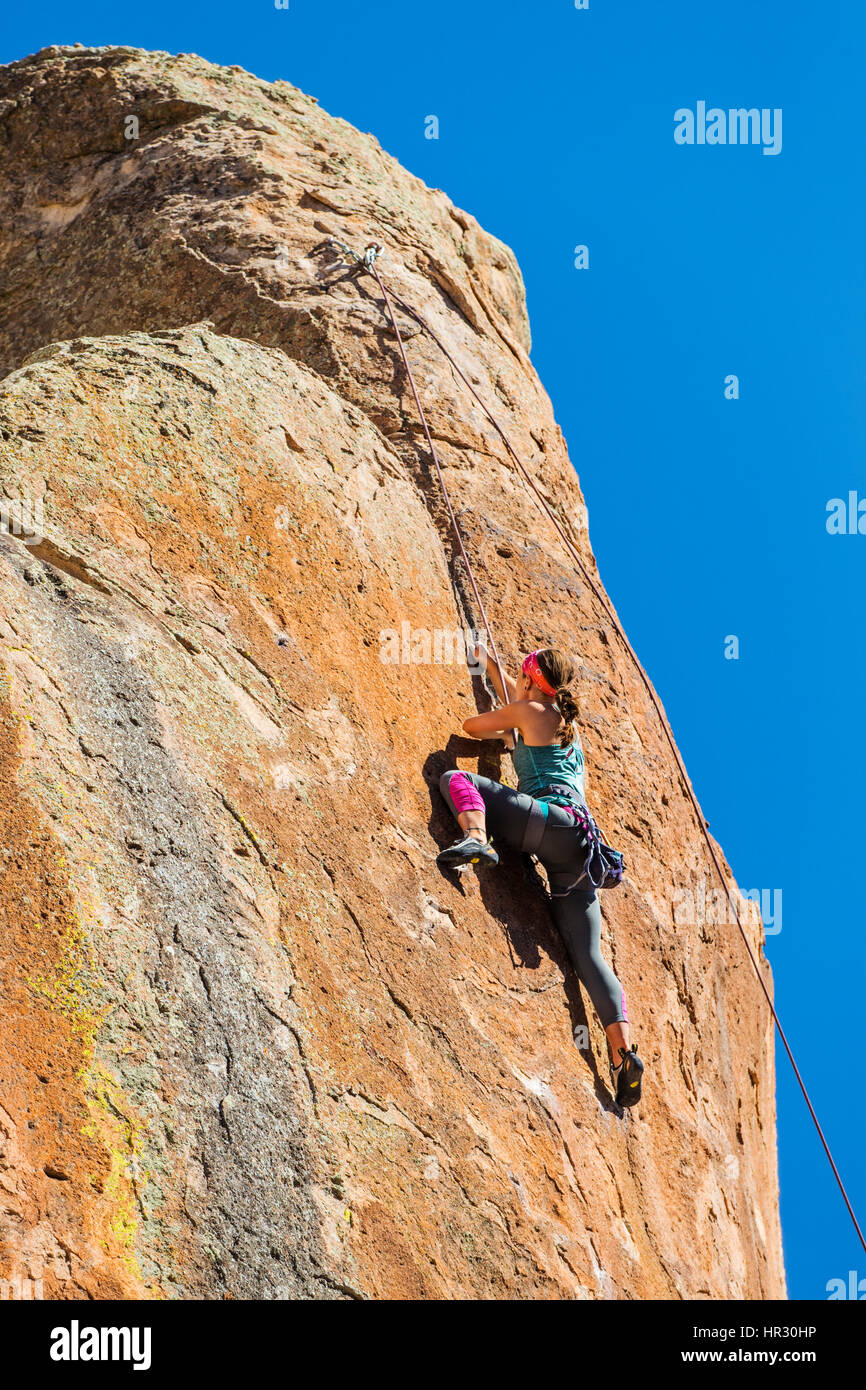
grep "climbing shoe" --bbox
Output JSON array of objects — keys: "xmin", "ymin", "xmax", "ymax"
[
  {"xmin": 610, "ymin": 1045, "xmax": 644, "ymax": 1108},
  {"xmin": 436, "ymin": 835, "xmax": 499, "ymax": 870}
]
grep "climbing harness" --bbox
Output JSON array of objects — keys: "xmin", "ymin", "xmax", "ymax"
[
  {"xmin": 326, "ymin": 238, "xmax": 866, "ymax": 1253},
  {"xmin": 547, "ymin": 791, "xmax": 625, "ymax": 893}
]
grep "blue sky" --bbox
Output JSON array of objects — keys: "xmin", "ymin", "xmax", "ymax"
[{"xmin": 2, "ymin": 0, "xmax": 863, "ymax": 1299}]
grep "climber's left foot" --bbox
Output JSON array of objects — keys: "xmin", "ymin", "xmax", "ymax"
[
  {"xmin": 436, "ymin": 835, "xmax": 499, "ymax": 869},
  {"xmin": 610, "ymin": 1044, "xmax": 643, "ymax": 1108}
]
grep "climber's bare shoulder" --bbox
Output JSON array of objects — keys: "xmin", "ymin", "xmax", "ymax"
[{"xmin": 462, "ymin": 699, "xmax": 556, "ymax": 742}]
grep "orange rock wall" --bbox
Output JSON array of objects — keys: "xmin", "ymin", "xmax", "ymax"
[{"xmin": 0, "ymin": 46, "xmax": 785, "ymax": 1299}]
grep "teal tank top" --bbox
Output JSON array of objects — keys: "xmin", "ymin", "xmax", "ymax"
[{"xmin": 511, "ymin": 732, "xmax": 586, "ymax": 806}]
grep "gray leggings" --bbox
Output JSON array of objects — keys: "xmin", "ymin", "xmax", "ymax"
[{"xmin": 440, "ymin": 770, "xmax": 627, "ymax": 1028}]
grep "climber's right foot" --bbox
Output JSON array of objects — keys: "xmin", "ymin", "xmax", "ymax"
[
  {"xmin": 436, "ymin": 835, "xmax": 499, "ymax": 870},
  {"xmin": 611, "ymin": 1045, "xmax": 644, "ymax": 1108}
]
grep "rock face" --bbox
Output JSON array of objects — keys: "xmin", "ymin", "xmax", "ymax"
[{"xmin": 0, "ymin": 46, "xmax": 785, "ymax": 1300}]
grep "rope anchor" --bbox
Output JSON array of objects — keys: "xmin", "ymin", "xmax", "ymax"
[{"xmin": 328, "ymin": 238, "xmax": 383, "ymax": 269}]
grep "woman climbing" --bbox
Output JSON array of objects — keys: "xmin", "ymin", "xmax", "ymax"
[{"xmin": 437, "ymin": 645, "xmax": 643, "ymax": 1108}]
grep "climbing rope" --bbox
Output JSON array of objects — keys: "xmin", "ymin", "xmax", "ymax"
[
  {"xmin": 330, "ymin": 240, "xmax": 514, "ymax": 741},
  {"xmin": 328, "ymin": 239, "xmax": 866, "ymax": 1254}
]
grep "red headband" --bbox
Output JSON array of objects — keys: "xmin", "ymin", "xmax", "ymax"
[{"xmin": 522, "ymin": 651, "xmax": 557, "ymax": 698}]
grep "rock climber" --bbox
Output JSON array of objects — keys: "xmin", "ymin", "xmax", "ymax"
[{"xmin": 437, "ymin": 645, "xmax": 643, "ymax": 1108}]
